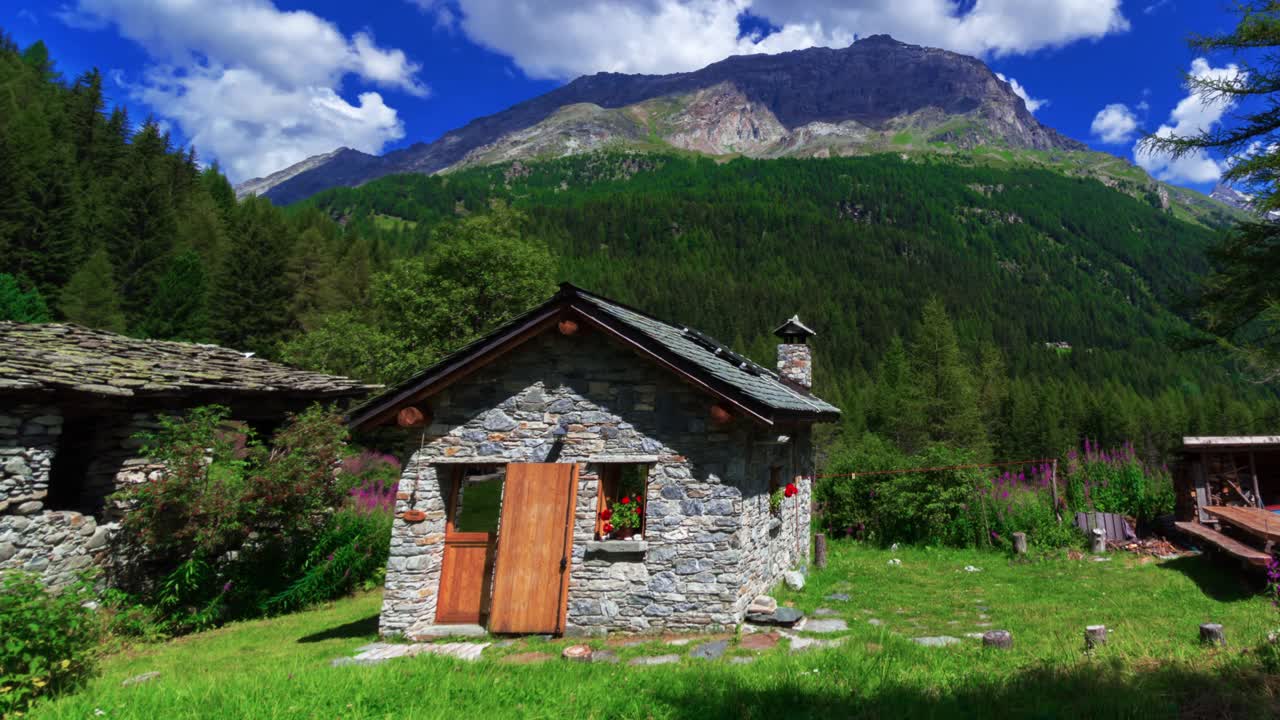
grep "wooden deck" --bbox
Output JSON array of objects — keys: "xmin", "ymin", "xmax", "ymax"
[
  {"xmin": 1202, "ymin": 506, "xmax": 1280, "ymax": 543},
  {"xmin": 1174, "ymin": 521, "xmax": 1272, "ymax": 567}
]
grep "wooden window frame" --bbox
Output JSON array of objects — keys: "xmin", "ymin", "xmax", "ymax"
[{"xmin": 595, "ymin": 463, "xmax": 650, "ymax": 539}]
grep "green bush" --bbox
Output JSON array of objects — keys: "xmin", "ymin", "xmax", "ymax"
[
  {"xmin": 0, "ymin": 573, "xmax": 100, "ymax": 715},
  {"xmin": 113, "ymin": 404, "xmax": 394, "ymax": 633},
  {"xmin": 1063, "ymin": 441, "xmax": 1175, "ymax": 526}
]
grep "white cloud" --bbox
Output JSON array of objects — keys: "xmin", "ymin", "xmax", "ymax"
[
  {"xmin": 1090, "ymin": 103, "xmax": 1138, "ymax": 144},
  {"xmin": 1134, "ymin": 57, "xmax": 1242, "ymax": 184},
  {"xmin": 60, "ymin": 0, "xmax": 427, "ymax": 182},
  {"xmin": 436, "ymin": 0, "xmax": 1129, "ymax": 80},
  {"xmin": 995, "ymin": 73, "xmax": 1046, "ymax": 113}
]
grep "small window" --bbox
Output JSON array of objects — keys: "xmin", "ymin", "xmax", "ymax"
[
  {"xmin": 769, "ymin": 465, "xmax": 783, "ymax": 518},
  {"xmin": 596, "ymin": 464, "xmax": 649, "ymax": 540},
  {"xmin": 448, "ymin": 465, "xmax": 505, "ymax": 535}
]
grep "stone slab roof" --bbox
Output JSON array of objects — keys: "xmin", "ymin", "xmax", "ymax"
[
  {"xmin": 0, "ymin": 322, "xmax": 372, "ymax": 400},
  {"xmin": 349, "ymin": 284, "xmax": 839, "ymax": 428}
]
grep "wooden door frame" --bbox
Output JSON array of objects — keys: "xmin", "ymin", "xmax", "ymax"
[
  {"xmin": 488, "ymin": 462, "xmax": 580, "ymax": 635},
  {"xmin": 435, "ymin": 465, "xmax": 501, "ymax": 625}
]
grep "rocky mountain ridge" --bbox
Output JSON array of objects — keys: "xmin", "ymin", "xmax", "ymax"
[{"xmin": 236, "ymin": 35, "xmax": 1083, "ymax": 204}]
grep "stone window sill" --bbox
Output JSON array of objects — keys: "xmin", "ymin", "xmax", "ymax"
[{"xmin": 584, "ymin": 540, "xmax": 649, "ymax": 555}]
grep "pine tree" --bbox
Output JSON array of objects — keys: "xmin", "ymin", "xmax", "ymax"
[
  {"xmin": 0, "ymin": 273, "xmax": 51, "ymax": 322},
  {"xmin": 59, "ymin": 248, "xmax": 127, "ymax": 332},
  {"xmin": 209, "ymin": 197, "xmax": 297, "ymax": 354},
  {"xmin": 136, "ymin": 249, "xmax": 209, "ymax": 341},
  {"xmin": 903, "ymin": 299, "xmax": 989, "ymax": 455}
]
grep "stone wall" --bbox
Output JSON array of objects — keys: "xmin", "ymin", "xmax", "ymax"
[
  {"xmin": 0, "ymin": 406, "xmax": 59, "ymax": 513},
  {"xmin": 0, "ymin": 406, "xmax": 160, "ymax": 587},
  {"xmin": 378, "ymin": 330, "xmax": 813, "ymax": 637}
]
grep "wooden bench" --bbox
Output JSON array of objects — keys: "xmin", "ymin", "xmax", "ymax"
[{"xmin": 1174, "ymin": 521, "xmax": 1272, "ymax": 567}]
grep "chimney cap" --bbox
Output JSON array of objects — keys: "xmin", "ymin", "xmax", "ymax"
[{"xmin": 773, "ymin": 315, "xmax": 817, "ymax": 340}]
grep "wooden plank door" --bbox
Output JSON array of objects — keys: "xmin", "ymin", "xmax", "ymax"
[
  {"xmin": 488, "ymin": 463, "xmax": 578, "ymax": 634},
  {"xmin": 435, "ymin": 467, "xmax": 504, "ymax": 624}
]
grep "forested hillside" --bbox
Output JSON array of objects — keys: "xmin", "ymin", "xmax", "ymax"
[
  {"xmin": 1, "ymin": 31, "xmax": 1274, "ymax": 465},
  {"xmin": 299, "ymin": 152, "xmax": 1279, "ymax": 459}
]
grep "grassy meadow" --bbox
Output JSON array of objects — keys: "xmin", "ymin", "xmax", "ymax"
[{"xmin": 27, "ymin": 543, "xmax": 1280, "ymax": 720}]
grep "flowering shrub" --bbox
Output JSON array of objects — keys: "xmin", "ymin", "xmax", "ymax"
[
  {"xmin": 603, "ymin": 494, "xmax": 643, "ymax": 532},
  {"xmin": 113, "ymin": 404, "xmax": 396, "ymax": 633},
  {"xmin": 1063, "ymin": 440, "xmax": 1174, "ymax": 526},
  {"xmin": 0, "ymin": 572, "xmax": 101, "ymax": 715}
]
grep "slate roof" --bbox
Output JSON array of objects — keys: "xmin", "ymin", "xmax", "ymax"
[
  {"xmin": 349, "ymin": 284, "xmax": 839, "ymax": 428},
  {"xmin": 0, "ymin": 322, "xmax": 373, "ymax": 400},
  {"xmin": 576, "ymin": 290, "xmax": 840, "ymax": 417}
]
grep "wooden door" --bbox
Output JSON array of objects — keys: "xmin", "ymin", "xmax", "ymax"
[
  {"xmin": 488, "ymin": 463, "xmax": 579, "ymax": 634},
  {"xmin": 435, "ymin": 467, "xmax": 505, "ymax": 624}
]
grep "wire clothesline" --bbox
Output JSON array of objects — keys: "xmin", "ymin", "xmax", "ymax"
[{"xmin": 806, "ymin": 457, "xmax": 1057, "ymax": 481}]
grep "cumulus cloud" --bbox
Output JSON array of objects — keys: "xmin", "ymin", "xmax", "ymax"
[
  {"xmin": 995, "ymin": 73, "xmax": 1046, "ymax": 113},
  {"xmin": 1090, "ymin": 103, "xmax": 1138, "ymax": 144},
  {"xmin": 60, "ymin": 0, "xmax": 426, "ymax": 181},
  {"xmin": 432, "ymin": 0, "xmax": 1129, "ymax": 80},
  {"xmin": 1135, "ymin": 57, "xmax": 1242, "ymax": 184}
]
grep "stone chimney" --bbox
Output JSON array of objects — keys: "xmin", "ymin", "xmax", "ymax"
[{"xmin": 774, "ymin": 315, "xmax": 816, "ymax": 390}]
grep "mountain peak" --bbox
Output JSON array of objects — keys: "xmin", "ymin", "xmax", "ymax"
[{"xmin": 243, "ymin": 38, "xmax": 1083, "ymax": 204}]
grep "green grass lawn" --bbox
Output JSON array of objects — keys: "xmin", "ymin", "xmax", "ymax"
[{"xmin": 29, "ymin": 543, "xmax": 1280, "ymax": 719}]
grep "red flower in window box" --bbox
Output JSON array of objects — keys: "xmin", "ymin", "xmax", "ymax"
[
  {"xmin": 603, "ymin": 522, "xmax": 614, "ymax": 534},
  {"xmin": 784, "ymin": 482, "xmax": 798, "ymax": 498},
  {"xmin": 600, "ymin": 508, "xmax": 613, "ymax": 520},
  {"xmin": 620, "ymin": 496, "xmax": 630, "ymax": 505}
]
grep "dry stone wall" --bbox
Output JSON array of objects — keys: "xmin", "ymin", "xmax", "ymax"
[
  {"xmin": 379, "ymin": 331, "xmax": 812, "ymax": 637},
  {"xmin": 0, "ymin": 406, "xmax": 59, "ymax": 513}
]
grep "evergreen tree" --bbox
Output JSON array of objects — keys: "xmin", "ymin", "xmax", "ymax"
[
  {"xmin": 902, "ymin": 299, "xmax": 989, "ymax": 455},
  {"xmin": 136, "ymin": 249, "xmax": 209, "ymax": 341},
  {"xmin": 0, "ymin": 274, "xmax": 51, "ymax": 322},
  {"xmin": 59, "ymin": 248, "xmax": 127, "ymax": 332},
  {"xmin": 209, "ymin": 197, "xmax": 297, "ymax": 354}
]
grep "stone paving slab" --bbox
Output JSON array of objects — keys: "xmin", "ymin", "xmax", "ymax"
[
  {"xmin": 825, "ymin": 593, "xmax": 851, "ymax": 602},
  {"xmin": 332, "ymin": 641, "xmax": 490, "ymax": 667},
  {"xmin": 788, "ymin": 636, "xmax": 846, "ymax": 652},
  {"xmin": 690, "ymin": 639, "xmax": 729, "ymax": 660},
  {"xmin": 730, "ymin": 656, "xmax": 757, "ymax": 665},
  {"xmin": 499, "ymin": 652, "xmax": 553, "ymax": 665},
  {"xmin": 739, "ymin": 633, "xmax": 780, "ymax": 651},
  {"xmin": 803, "ymin": 619, "xmax": 849, "ymax": 634},
  {"xmin": 629, "ymin": 654, "xmax": 681, "ymax": 666},
  {"xmin": 591, "ymin": 649, "xmax": 620, "ymax": 664},
  {"xmin": 911, "ymin": 636, "xmax": 962, "ymax": 647},
  {"xmin": 813, "ymin": 607, "xmax": 838, "ymax": 616}
]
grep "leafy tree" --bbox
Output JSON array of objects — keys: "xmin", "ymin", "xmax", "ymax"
[
  {"xmin": 0, "ymin": 273, "xmax": 51, "ymax": 322},
  {"xmin": 59, "ymin": 248, "xmax": 126, "ymax": 332},
  {"xmin": 1140, "ymin": 1, "xmax": 1280, "ymax": 382}
]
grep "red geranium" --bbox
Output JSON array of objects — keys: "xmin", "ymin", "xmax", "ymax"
[
  {"xmin": 784, "ymin": 482, "xmax": 798, "ymax": 498},
  {"xmin": 603, "ymin": 522, "xmax": 614, "ymax": 534},
  {"xmin": 620, "ymin": 496, "xmax": 630, "ymax": 505},
  {"xmin": 600, "ymin": 508, "xmax": 613, "ymax": 521}
]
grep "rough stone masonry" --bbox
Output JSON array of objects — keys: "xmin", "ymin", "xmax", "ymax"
[{"xmin": 379, "ymin": 330, "xmax": 814, "ymax": 638}]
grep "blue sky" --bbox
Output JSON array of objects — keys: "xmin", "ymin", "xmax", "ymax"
[{"xmin": 0, "ymin": 1, "xmax": 1249, "ymax": 192}]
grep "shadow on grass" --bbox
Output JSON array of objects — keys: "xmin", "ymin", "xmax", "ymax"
[
  {"xmin": 1157, "ymin": 555, "xmax": 1262, "ymax": 603},
  {"xmin": 652, "ymin": 660, "xmax": 1279, "ymax": 720},
  {"xmin": 297, "ymin": 614, "xmax": 380, "ymax": 644}
]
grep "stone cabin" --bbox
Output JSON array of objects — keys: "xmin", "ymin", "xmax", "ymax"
[
  {"xmin": 0, "ymin": 323, "xmax": 370, "ymax": 587},
  {"xmin": 350, "ymin": 284, "xmax": 839, "ymax": 638}
]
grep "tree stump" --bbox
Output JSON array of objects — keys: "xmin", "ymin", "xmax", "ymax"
[
  {"xmin": 1090, "ymin": 528, "xmax": 1106, "ymax": 554},
  {"xmin": 562, "ymin": 645, "xmax": 593, "ymax": 662},
  {"xmin": 1199, "ymin": 623, "xmax": 1226, "ymax": 646},
  {"xmin": 1012, "ymin": 532, "xmax": 1027, "ymax": 555},
  {"xmin": 815, "ymin": 533, "xmax": 828, "ymax": 569},
  {"xmin": 982, "ymin": 630, "xmax": 1013, "ymax": 650},
  {"xmin": 1085, "ymin": 625, "xmax": 1107, "ymax": 651}
]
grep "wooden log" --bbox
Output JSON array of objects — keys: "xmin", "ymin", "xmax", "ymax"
[
  {"xmin": 814, "ymin": 533, "xmax": 828, "ymax": 569},
  {"xmin": 1012, "ymin": 532, "xmax": 1028, "ymax": 555},
  {"xmin": 562, "ymin": 644, "xmax": 593, "ymax": 662},
  {"xmin": 1085, "ymin": 625, "xmax": 1107, "ymax": 650},
  {"xmin": 1199, "ymin": 623, "xmax": 1226, "ymax": 646},
  {"xmin": 982, "ymin": 630, "xmax": 1013, "ymax": 650},
  {"xmin": 1090, "ymin": 527, "xmax": 1106, "ymax": 554},
  {"xmin": 558, "ymin": 319, "xmax": 580, "ymax": 336},
  {"xmin": 396, "ymin": 406, "xmax": 429, "ymax": 428}
]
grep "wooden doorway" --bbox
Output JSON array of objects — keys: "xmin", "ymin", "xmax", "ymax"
[
  {"xmin": 488, "ymin": 463, "xmax": 579, "ymax": 634},
  {"xmin": 435, "ymin": 465, "xmax": 506, "ymax": 625}
]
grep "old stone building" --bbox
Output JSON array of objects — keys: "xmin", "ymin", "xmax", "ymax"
[
  {"xmin": 0, "ymin": 323, "xmax": 370, "ymax": 587},
  {"xmin": 351, "ymin": 284, "xmax": 839, "ymax": 638}
]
